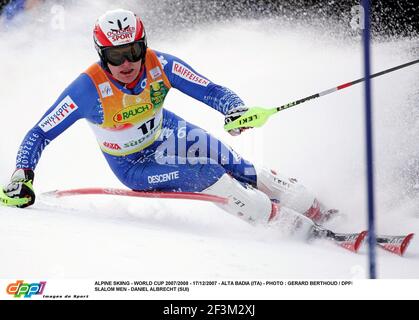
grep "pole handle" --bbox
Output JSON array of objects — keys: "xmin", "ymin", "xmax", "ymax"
[
  {"xmin": 0, "ymin": 188, "xmax": 30, "ymax": 207},
  {"xmin": 224, "ymin": 107, "xmax": 277, "ymax": 131}
]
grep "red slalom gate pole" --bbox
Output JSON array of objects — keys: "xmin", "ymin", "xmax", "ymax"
[{"xmin": 42, "ymin": 187, "xmax": 229, "ymax": 205}]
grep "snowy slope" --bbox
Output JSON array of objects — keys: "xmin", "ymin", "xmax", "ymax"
[{"xmin": 1, "ymin": 2, "xmax": 419, "ymax": 279}]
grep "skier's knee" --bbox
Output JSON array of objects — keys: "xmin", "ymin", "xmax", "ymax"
[
  {"xmin": 203, "ymin": 173, "xmax": 275, "ymax": 224},
  {"xmin": 256, "ymin": 167, "xmax": 315, "ymax": 213}
]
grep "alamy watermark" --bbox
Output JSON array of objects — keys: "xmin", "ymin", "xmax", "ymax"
[
  {"xmin": 50, "ymin": 4, "xmax": 65, "ymax": 31},
  {"xmin": 350, "ymin": 5, "xmax": 365, "ymax": 31},
  {"xmin": 152, "ymin": 120, "xmax": 255, "ymax": 176}
]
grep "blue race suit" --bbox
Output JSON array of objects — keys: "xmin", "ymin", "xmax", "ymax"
[{"xmin": 15, "ymin": 49, "xmax": 257, "ymax": 192}]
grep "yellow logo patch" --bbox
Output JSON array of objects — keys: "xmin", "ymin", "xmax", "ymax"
[{"xmin": 113, "ymin": 103, "xmax": 153, "ymax": 123}]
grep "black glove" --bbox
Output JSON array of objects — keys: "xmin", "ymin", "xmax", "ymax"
[
  {"xmin": 224, "ymin": 106, "xmax": 250, "ymax": 136},
  {"xmin": 4, "ymin": 169, "xmax": 36, "ymax": 208}
]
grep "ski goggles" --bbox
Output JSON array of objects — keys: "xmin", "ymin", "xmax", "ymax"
[{"xmin": 102, "ymin": 41, "xmax": 146, "ymax": 66}]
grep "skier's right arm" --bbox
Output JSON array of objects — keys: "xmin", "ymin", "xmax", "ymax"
[{"xmin": 3, "ymin": 73, "xmax": 99, "ymax": 208}]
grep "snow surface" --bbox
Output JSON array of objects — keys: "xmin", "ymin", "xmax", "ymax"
[{"xmin": 1, "ymin": 2, "xmax": 419, "ymax": 281}]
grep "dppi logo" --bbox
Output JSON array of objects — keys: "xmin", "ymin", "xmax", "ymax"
[{"xmin": 6, "ymin": 280, "xmax": 46, "ymax": 298}]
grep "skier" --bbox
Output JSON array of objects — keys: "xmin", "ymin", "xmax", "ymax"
[{"xmin": 2, "ymin": 9, "xmax": 335, "ymax": 231}]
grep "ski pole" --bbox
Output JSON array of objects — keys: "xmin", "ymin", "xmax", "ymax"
[{"xmin": 224, "ymin": 57, "xmax": 419, "ymax": 131}]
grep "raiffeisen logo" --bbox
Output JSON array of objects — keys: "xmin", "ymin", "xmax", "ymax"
[{"xmin": 6, "ymin": 280, "xmax": 46, "ymax": 298}]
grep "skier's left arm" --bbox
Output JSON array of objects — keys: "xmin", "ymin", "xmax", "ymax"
[{"xmin": 155, "ymin": 51, "xmax": 249, "ymax": 135}]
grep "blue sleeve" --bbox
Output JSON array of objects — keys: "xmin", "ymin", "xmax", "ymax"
[
  {"xmin": 16, "ymin": 73, "xmax": 100, "ymax": 170},
  {"xmin": 2, "ymin": 0, "xmax": 26, "ymax": 20},
  {"xmin": 154, "ymin": 50, "xmax": 244, "ymax": 115}
]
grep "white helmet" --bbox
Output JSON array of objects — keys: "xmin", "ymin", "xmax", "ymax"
[{"xmin": 93, "ymin": 9, "xmax": 147, "ymax": 67}]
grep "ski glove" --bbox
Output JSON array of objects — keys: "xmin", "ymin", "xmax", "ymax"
[
  {"xmin": 4, "ymin": 169, "xmax": 35, "ymax": 208},
  {"xmin": 224, "ymin": 106, "xmax": 251, "ymax": 136}
]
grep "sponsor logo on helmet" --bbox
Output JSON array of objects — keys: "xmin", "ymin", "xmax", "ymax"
[
  {"xmin": 107, "ymin": 26, "xmax": 136, "ymax": 42},
  {"xmin": 172, "ymin": 61, "xmax": 210, "ymax": 87},
  {"xmin": 103, "ymin": 17, "xmax": 137, "ymax": 43},
  {"xmin": 38, "ymin": 96, "xmax": 78, "ymax": 133},
  {"xmin": 113, "ymin": 103, "xmax": 153, "ymax": 123}
]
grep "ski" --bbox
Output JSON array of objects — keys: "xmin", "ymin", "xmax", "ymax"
[
  {"xmin": 310, "ymin": 224, "xmax": 368, "ymax": 253},
  {"xmin": 15, "ymin": 187, "xmax": 417, "ymax": 257},
  {"xmin": 375, "ymin": 233, "xmax": 415, "ymax": 256},
  {"xmin": 331, "ymin": 231, "xmax": 368, "ymax": 252}
]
